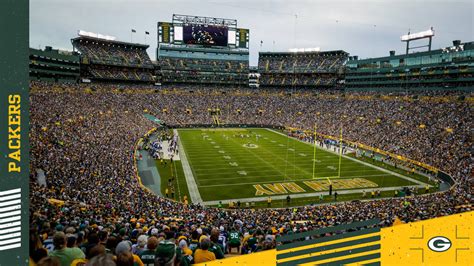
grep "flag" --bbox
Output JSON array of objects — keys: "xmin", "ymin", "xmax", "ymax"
[
  {"xmin": 145, "ymin": 31, "xmax": 150, "ymax": 35},
  {"xmin": 131, "ymin": 29, "xmax": 136, "ymax": 33}
]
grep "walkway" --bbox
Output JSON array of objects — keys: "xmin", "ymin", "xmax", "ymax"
[{"xmin": 136, "ymin": 149, "xmax": 162, "ymax": 196}]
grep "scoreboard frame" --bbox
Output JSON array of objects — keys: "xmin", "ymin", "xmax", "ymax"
[{"xmin": 157, "ymin": 14, "xmax": 249, "ymax": 50}]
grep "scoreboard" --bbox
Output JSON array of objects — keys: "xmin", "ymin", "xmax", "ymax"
[
  {"xmin": 238, "ymin": 28, "xmax": 249, "ymax": 49},
  {"xmin": 158, "ymin": 22, "xmax": 171, "ymax": 44},
  {"xmin": 158, "ymin": 14, "xmax": 249, "ymax": 49}
]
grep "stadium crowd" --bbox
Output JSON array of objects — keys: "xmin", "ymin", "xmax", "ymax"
[
  {"xmin": 160, "ymin": 58, "xmax": 249, "ymax": 85},
  {"xmin": 89, "ymin": 67, "xmax": 154, "ymax": 82},
  {"xmin": 259, "ymin": 53, "xmax": 346, "ymax": 72},
  {"xmin": 72, "ymin": 38, "xmax": 152, "ymax": 68},
  {"xmin": 71, "ymin": 38, "xmax": 154, "ymax": 83},
  {"xmin": 29, "ymin": 81, "xmax": 472, "ymax": 265},
  {"xmin": 258, "ymin": 52, "xmax": 346, "ymax": 87},
  {"xmin": 259, "ymin": 74, "xmax": 338, "ymax": 86},
  {"xmin": 160, "ymin": 58, "xmax": 248, "ymax": 73}
]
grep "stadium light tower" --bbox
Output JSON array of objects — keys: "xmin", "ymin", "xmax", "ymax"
[{"xmin": 400, "ymin": 27, "xmax": 434, "ymax": 54}]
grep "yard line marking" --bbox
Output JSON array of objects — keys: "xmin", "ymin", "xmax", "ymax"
[
  {"xmin": 198, "ymin": 174, "xmax": 392, "ymax": 187},
  {"xmin": 224, "ymin": 132, "xmax": 290, "ymax": 179},
  {"xmin": 194, "ymin": 167, "xmax": 380, "ymax": 175},
  {"xmin": 266, "ymin": 128, "xmax": 430, "ymax": 187},
  {"xmin": 197, "ymin": 173, "xmax": 393, "ymax": 183}
]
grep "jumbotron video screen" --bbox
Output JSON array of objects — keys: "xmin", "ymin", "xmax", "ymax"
[{"xmin": 183, "ymin": 24, "xmax": 228, "ymax": 46}]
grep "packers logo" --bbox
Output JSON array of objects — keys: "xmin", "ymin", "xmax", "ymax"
[{"xmin": 427, "ymin": 236, "xmax": 452, "ymax": 252}]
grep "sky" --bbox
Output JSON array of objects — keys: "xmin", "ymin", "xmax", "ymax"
[{"xmin": 30, "ymin": 0, "xmax": 473, "ymax": 66}]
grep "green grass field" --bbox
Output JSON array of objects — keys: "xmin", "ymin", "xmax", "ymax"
[
  {"xmin": 176, "ymin": 128, "xmax": 430, "ymax": 204},
  {"xmin": 155, "ymin": 160, "xmax": 190, "ymax": 203}
]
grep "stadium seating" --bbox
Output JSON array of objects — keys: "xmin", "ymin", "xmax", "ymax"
[
  {"xmin": 159, "ymin": 57, "xmax": 249, "ymax": 85},
  {"xmin": 345, "ymin": 41, "xmax": 474, "ymax": 91},
  {"xmin": 29, "ymin": 81, "xmax": 472, "ymax": 264},
  {"xmin": 258, "ymin": 51, "xmax": 347, "ymax": 87},
  {"xmin": 72, "ymin": 37, "xmax": 154, "ymax": 83}
]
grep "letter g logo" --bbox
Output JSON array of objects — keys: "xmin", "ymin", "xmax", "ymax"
[{"xmin": 427, "ymin": 236, "xmax": 451, "ymax": 252}]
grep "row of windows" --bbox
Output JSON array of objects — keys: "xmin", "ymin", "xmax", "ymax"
[{"xmin": 349, "ymin": 50, "xmax": 474, "ymax": 69}]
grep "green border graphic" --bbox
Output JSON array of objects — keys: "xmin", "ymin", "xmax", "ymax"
[{"xmin": 0, "ymin": 0, "xmax": 29, "ymax": 265}]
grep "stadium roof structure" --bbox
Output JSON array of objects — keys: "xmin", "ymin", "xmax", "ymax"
[
  {"xmin": 259, "ymin": 50, "xmax": 348, "ymax": 56},
  {"xmin": 30, "ymin": 47, "xmax": 80, "ymax": 63},
  {"xmin": 350, "ymin": 41, "xmax": 473, "ymax": 64},
  {"xmin": 71, "ymin": 36, "xmax": 149, "ymax": 50},
  {"xmin": 172, "ymin": 14, "xmax": 237, "ymax": 27}
]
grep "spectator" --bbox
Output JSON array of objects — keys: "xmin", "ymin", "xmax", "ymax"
[
  {"xmin": 139, "ymin": 236, "xmax": 158, "ymax": 265},
  {"xmin": 87, "ymin": 254, "xmax": 116, "ymax": 266},
  {"xmin": 155, "ymin": 239, "xmax": 179, "ymax": 266},
  {"xmin": 37, "ymin": 257, "xmax": 61, "ymax": 266},
  {"xmin": 48, "ymin": 232, "xmax": 85, "ymax": 266},
  {"xmin": 115, "ymin": 241, "xmax": 144, "ymax": 266},
  {"xmin": 193, "ymin": 237, "xmax": 216, "ymax": 264}
]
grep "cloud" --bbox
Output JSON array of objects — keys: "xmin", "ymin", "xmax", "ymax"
[{"xmin": 30, "ymin": 0, "xmax": 473, "ymax": 65}]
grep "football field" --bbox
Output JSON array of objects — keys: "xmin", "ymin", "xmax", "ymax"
[{"xmin": 177, "ymin": 128, "xmax": 430, "ymax": 204}]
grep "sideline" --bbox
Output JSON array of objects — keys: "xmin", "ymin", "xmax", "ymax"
[
  {"xmin": 202, "ymin": 184, "xmax": 426, "ymax": 206},
  {"xmin": 175, "ymin": 129, "xmax": 203, "ymax": 203}
]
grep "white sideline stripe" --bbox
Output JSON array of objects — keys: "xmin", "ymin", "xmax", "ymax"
[
  {"xmin": 202, "ymin": 184, "xmax": 426, "ymax": 206},
  {"xmin": 0, "ymin": 189, "xmax": 21, "ymax": 196},
  {"xmin": 175, "ymin": 129, "xmax": 203, "ymax": 203},
  {"xmin": 266, "ymin": 128, "xmax": 429, "ymax": 187}
]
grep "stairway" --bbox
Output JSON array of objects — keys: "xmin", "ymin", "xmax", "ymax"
[{"xmin": 212, "ymin": 115, "xmax": 221, "ymax": 126}]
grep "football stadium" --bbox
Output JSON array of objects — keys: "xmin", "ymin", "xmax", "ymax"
[{"xmin": 27, "ymin": 4, "xmax": 473, "ymax": 266}]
